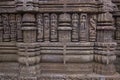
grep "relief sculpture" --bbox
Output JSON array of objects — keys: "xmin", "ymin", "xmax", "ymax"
[
  {"xmin": 37, "ymin": 13, "xmax": 44, "ymax": 42},
  {"xmin": 0, "ymin": 0, "xmax": 119, "ymax": 80},
  {"xmin": 72, "ymin": 13, "xmax": 79, "ymax": 42},
  {"xmin": 0, "ymin": 15, "xmax": 3, "ymax": 42},
  {"xmin": 50, "ymin": 13, "xmax": 58, "ymax": 42},
  {"xmin": 16, "ymin": 14, "xmax": 23, "ymax": 42},
  {"xmin": 2, "ymin": 14, "xmax": 10, "ymax": 42},
  {"xmin": 80, "ymin": 13, "xmax": 88, "ymax": 41},
  {"xmin": 9, "ymin": 14, "xmax": 16, "ymax": 42},
  {"xmin": 44, "ymin": 14, "xmax": 50, "ymax": 41},
  {"xmin": 89, "ymin": 15, "xmax": 97, "ymax": 42}
]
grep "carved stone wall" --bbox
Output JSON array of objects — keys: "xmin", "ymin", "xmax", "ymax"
[
  {"xmin": 0, "ymin": 0, "xmax": 119, "ymax": 80},
  {"xmin": 112, "ymin": 0, "xmax": 120, "ymax": 74}
]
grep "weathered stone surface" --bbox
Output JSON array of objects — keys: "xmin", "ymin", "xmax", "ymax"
[{"xmin": 0, "ymin": 0, "xmax": 120, "ymax": 80}]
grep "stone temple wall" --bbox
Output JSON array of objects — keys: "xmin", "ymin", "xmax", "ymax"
[
  {"xmin": 0, "ymin": 0, "xmax": 119, "ymax": 80},
  {"xmin": 112, "ymin": 0, "xmax": 120, "ymax": 74}
]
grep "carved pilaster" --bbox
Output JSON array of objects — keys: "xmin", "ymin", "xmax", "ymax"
[
  {"xmin": 72, "ymin": 13, "xmax": 79, "ymax": 42},
  {"xmin": 9, "ymin": 14, "xmax": 17, "ymax": 42},
  {"xmin": 50, "ymin": 13, "xmax": 58, "ymax": 42},
  {"xmin": 17, "ymin": 13, "xmax": 38, "ymax": 80},
  {"xmin": 37, "ymin": 13, "xmax": 44, "ymax": 42},
  {"xmin": 22, "ymin": 13, "xmax": 36, "ymax": 43},
  {"xmin": 16, "ymin": 14, "xmax": 23, "ymax": 42},
  {"xmin": 95, "ymin": 0, "xmax": 117, "ymax": 75},
  {"xmin": 17, "ymin": 43, "xmax": 40, "ymax": 80},
  {"xmin": 58, "ymin": 13, "xmax": 72, "ymax": 42}
]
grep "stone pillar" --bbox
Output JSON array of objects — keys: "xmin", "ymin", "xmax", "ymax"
[
  {"xmin": 95, "ymin": 11, "xmax": 118, "ymax": 77},
  {"xmin": 17, "ymin": 13, "xmax": 40, "ymax": 80},
  {"xmin": 114, "ymin": 17, "xmax": 120, "ymax": 73}
]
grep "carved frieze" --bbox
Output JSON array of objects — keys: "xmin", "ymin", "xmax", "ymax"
[
  {"xmin": 0, "ymin": 0, "xmax": 119, "ymax": 79},
  {"xmin": 15, "ymin": 0, "xmax": 39, "ymax": 11}
]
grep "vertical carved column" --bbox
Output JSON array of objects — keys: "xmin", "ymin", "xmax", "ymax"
[
  {"xmin": 0, "ymin": 14, "xmax": 3, "ymax": 42},
  {"xmin": 95, "ymin": 11, "xmax": 117, "ymax": 75},
  {"xmin": 16, "ymin": 14, "xmax": 23, "ymax": 42},
  {"xmin": 89, "ymin": 15, "xmax": 97, "ymax": 42},
  {"xmin": 50, "ymin": 13, "xmax": 58, "ymax": 42},
  {"xmin": 2, "ymin": 14, "xmax": 10, "ymax": 42},
  {"xmin": 9, "ymin": 14, "xmax": 17, "ymax": 42},
  {"xmin": 80, "ymin": 13, "xmax": 88, "ymax": 42},
  {"xmin": 44, "ymin": 13, "xmax": 50, "ymax": 42},
  {"xmin": 17, "ymin": 13, "xmax": 40, "ymax": 80},
  {"xmin": 115, "ymin": 17, "xmax": 120, "ymax": 73},
  {"xmin": 72, "ymin": 13, "xmax": 79, "ymax": 42},
  {"xmin": 37, "ymin": 13, "xmax": 44, "ymax": 42}
]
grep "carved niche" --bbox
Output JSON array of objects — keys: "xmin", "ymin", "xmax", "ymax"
[
  {"xmin": 80, "ymin": 13, "xmax": 88, "ymax": 42},
  {"xmin": 72, "ymin": 13, "xmax": 79, "ymax": 42}
]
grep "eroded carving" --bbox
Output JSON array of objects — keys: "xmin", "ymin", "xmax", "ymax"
[
  {"xmin": 72, "ymin": 13, "xmax": 79, "ymax": 42},
  {"xmin": 9, "ymin": 14, "xmax": 16, "ymax": 42},
  {"xmin": 37, "ymin": 13, "xmax": 44, "ymax": 42},
  {"xmin": 2, "ymin": 14, "xmax": 10, "ymax": 42},
  {"xmin": 89, "ymin": 15, "xmax": 97, "ymax": 42},
  {"xmin": 50, "ymin": 13, "xmax": 58, "ymax": 42},
  {"xmin": 80, "ymin": 13, "xmax": 88, "ymax": 42},
  {"xmin": 44, "ymin": 13, "xmax": 50, "ymax": 42},
  {"xmin": 16, "ymin": 14, "xmax": 23, "ymax": 42}
]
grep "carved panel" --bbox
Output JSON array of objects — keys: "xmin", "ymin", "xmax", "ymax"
[
  {"xmin": 16, "ymin": 14, "xmax": 23, "ymax": 42},
  {"xmin": 50, "ymin": 13, "xmax": 58, "ymax": 42},
  {"xmin": 0, "ymin": 14, "xmax": 3, "ymax": 42},
  {"xmin": 80, "ymin": 13, "xmax": 88, "ymax": 42},
  {"xmin": 37, "ymin": 13, "xmax": 44, "ymax": 42},
  {"xmin": 89, "ymin": 15, "xmax": 97, "ymax": 42},
  {"xmin": 44, "ymin": 13, "xmax": 50, "ymax": 41},
  {"xmin": 2, "ymin": 14, "xmax": 10, "ymax": 42},
  {"xmin": 72, "ymin": 13, "xmax": 79, "ymax": 42},
  {"xmin": 9, "ymin": 14, "xmax": 16, "ymax": 42}
]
